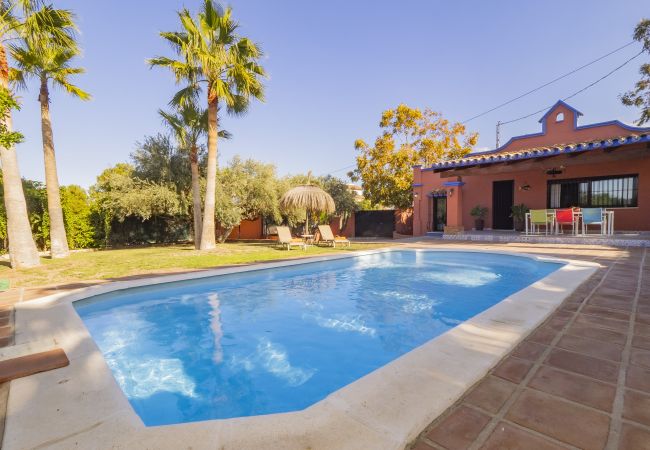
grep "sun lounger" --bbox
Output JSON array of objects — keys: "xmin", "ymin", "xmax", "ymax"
[
  {"xmin": 317, "ymin": 225, "xmax": 350, "ymax": 248},
  {"xmin": 276, "ymin": 226, "xmax": 307, "ymax": 250}
]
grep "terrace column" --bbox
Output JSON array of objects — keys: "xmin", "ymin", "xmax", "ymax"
[{"xmin": 443, "ymin": 180, "xmax": 465, "ymax": 234}]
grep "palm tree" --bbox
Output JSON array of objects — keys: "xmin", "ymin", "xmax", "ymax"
[
  {"xmin": 149, "ymin": 0, "xmax": 265, "ymax": 250},
  {"xmin": 159, "ymin": 101, "xmax": 206, "ymax": 249},
  {"xmin": 9, "ymin": 19, "xmax": 89, "ymax": 259},
  {"xmin": 0, "ymin": 1, "xmax": 76, "ymax": 268},
  {"xmin": 159, "ymin": 101, "xmax": 230, "ymax": 249}
]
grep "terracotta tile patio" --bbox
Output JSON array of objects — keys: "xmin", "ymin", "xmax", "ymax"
[{"xmin": 409, "ymin": 243, "xmax": 649, "ymax": 450}]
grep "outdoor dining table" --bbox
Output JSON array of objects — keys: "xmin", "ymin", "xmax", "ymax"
[
  {"xmin": 300, "ymin": 234, "xmax": 315, "ymax": 245},
  {"xmin": 525, "ymin": 210, "xmax": 614, "ymax": 235}
]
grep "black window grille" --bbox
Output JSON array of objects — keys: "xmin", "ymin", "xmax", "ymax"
[{"xmin": 547, "ymin": 174, "xmax": 638, "ymax": 208}]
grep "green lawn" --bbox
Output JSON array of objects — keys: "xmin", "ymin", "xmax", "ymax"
[{"xmin": 0, "ymin": 242, "xmax": 390, "ymax": 288}]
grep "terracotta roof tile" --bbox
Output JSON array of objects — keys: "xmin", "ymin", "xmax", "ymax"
[{"xmin": 429, "ymin": 134, "xmax": 650, "ymax": 171}]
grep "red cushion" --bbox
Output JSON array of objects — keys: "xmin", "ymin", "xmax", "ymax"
[{"xmin": 555, "ymin": 208, "xmax": 574, "ymax": 224}]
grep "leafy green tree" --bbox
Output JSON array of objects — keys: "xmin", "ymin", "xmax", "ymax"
[
  {"xmin": 90, "ymin": 164, "xmax": 183, "ymax": 246},
  {"xmin": 92, "ymin": 164, "xmax": 182, "ymax": 222},
  {"xmin": 0, "ymin": 177, "xmax": 95, "ymax": 252},
  {"xmin": 226, "ymin": 157, "xmax": 282, "ymax": 222},
  {"xmin": 22, "ymin": 179, "xmax": 48, "ymax": 250},
  {"xmin": 319, "ymin": 175, "xmax": 358, "ymax": 230},
  {"xmin": 213, "ymin": 179, "xmax": 241, "ymax": 243},
  {"xmin": 8, "ymin": 2, "xmax": 88, "ymax": 259},
  {"xmin": 356, "ymin": 198, "xmax": 383, "ymax": 211},
  {"xmin": 0, "ymin": 173, "xmax": 63, "ymax": 252},
  {"xmin": 149, "ymin": 0, "xmax": 265, "ymax": 250},
  {"xmin": 131, "ymin": 134, "xmax": 191, "ymax": 192},
  {"xmin": 89, "ymin": 163, "xmax": 131, "ymax": 245},
  {"xmin": 352, "ymin": 104, "xmax": 478, "ymax": 209},
  {"xmin": 621, "ymin": 19, "xmax": 650, "ymax": 125},
  {"xmin": 60, "ymin": 185, "xmax": 95, "ymax": 248},
  {"xmin": 214, "ymin": 157, "xmax": 281, "ymax": 242}
]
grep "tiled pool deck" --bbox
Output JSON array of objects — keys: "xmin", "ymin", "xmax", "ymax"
[
  {"xmin": 409, "ymin": 242, "xmax": 649, "ymax": 450},
  {"xmin": 0, "ymin": 240, "xmax": 648, "ymax": 449}
]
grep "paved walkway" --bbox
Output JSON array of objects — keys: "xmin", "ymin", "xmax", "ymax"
[{"xmin": 409, "ymin": 243, "xmax": 649, "ymax": 450}]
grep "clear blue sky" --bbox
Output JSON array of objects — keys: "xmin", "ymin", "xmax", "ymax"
[{"xmin": 12, "ymin": 0, "xmax": 648, "ymax": 188}]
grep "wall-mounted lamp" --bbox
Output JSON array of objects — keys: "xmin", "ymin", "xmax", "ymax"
[
  {"xmin": 519, "ymin": 183, "xmax": 531, "ymax": 191},
  {"xmin": 413, "ymin": 192, "xmax": 419, "ymax": 199},
  {"xmin": 545, "ymin": 166, "xmax": 565, "ymax": 177},
  {"xmin": 447, "ymin": 188, "xmax": 454, "ymax": 197}
]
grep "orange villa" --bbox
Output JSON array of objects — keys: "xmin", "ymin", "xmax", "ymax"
[{"xmin": 412, "ymin": 100, "xmax": 650, "ymax": 237}]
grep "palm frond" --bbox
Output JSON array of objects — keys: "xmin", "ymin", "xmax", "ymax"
[
  {"xmin": 159, "ymin": 30, "xmax": 187, "ymax": 53},
  {"xmin": 159, "ymin": 108, "xmax": 187, "ymax": 147},
  {"xmin": 0, "ymin": 1, "xmax": 21, "ymax": 41},
  {"xmin": 148, "ymin": 55, "xmax": 198, "ymax": 84},
  {"xmin": 8, "ymin": 66, "xmax": 27, "ymax": 90},
  {"xmin": 51, "ymin": 74, "xmax": 90, "ymax": 100},
  {"xmin": 22, "ymin": 5, "xmax": 77, "ymax": 49},
  {"xmin": 54, "ymin": 66, "xmax": 84, "ymax": 76},
  {"xmin": 226, "ymin": 93, "xmax": 250, "ymax": 117},
  {"xmin": 170, "ymin": 84, "xmax": 201, "ymax": 107},
  {"xmin": 7, "ymin": 42, "xmax": 37, "ymax": 69},
  {"xmin": 147, "ymin": 55, "xmax": 176, "ymax": 67}
]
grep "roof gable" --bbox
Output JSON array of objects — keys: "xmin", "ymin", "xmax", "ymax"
[
  {"xmin": 538, "ymin": 100, "xmax": 583, "ymax": 124},
  {"xmin": 482, "ymin": 101, "xmax": 650, "ymax": 155},
  {"xmin": 419, "ymin": 100, "xmax": 650, "ymax": 172}
]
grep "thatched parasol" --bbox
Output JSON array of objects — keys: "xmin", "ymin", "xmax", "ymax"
[{"xmin": 280, "ymin": 173, "xmax": 335, "ymax": 234}]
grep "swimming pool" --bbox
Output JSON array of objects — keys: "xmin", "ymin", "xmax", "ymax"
[{"xmin": 74, "ymin": 250, "xmax": 562, "ymax": 426}]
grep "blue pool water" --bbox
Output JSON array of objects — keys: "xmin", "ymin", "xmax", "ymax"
[{"xmin": 74, "ymin": 250, "xmax": 561, "ymax": 426}]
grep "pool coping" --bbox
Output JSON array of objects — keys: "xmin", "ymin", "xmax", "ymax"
[{"xmin": 4, "ymin": 248, "xmax": 600, "ymax": 449}]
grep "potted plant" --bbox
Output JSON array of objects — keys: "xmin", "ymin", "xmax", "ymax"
[
  {"xmin": 510, "ymin": 203, "xmax": 529, "ymax": 232},
  {"xmin": 470, "ymin": 205, "xmax": 488, "ymax": 231}
]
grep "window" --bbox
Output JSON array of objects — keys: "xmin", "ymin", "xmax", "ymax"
[
  {"xmin": 547, "ymin": 175, "xmax": 638, "ymax": 208},
  {"xmin": 556, "ymin": 112, "xmax": 564, "ymax": 122}
]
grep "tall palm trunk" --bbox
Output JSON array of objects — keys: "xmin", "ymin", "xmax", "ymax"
[
  {"xmin": 0, "ymin": 45, "xmax": 39, "ymax": 268},
  {"xmin": 190, "ymin": 144, "xmax": 202, "ymax": 249},
  {"xmin": 199, "ymin": 95, "xmax": 218, "ymax": 250},
  {"xmin": 39, "ymin": 76, "xmax": 69, "ymax": 258}
]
